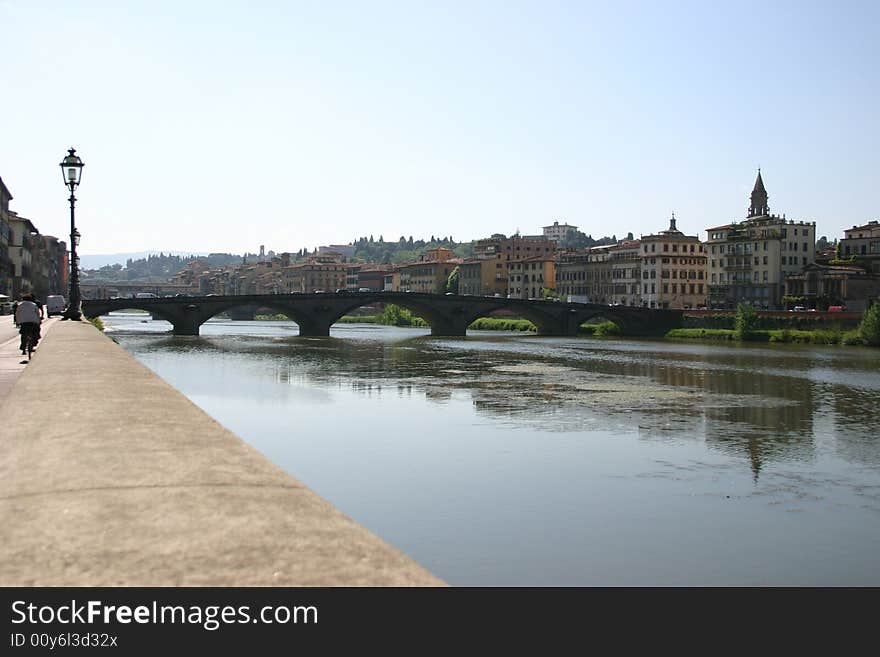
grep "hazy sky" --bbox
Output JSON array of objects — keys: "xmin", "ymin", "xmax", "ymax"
[{"xmin": 1, "ymin": 0, "xmax": 877, "ymax": 255}]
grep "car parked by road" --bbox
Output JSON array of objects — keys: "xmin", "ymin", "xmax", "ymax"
[{"xmin": 46, "ymin": 295, "xmax": 66, "ymax": 316}]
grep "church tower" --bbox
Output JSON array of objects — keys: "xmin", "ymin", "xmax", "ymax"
[{"xmin": 748, "ymin": 169, "xmax": 769, "ymax": 218}]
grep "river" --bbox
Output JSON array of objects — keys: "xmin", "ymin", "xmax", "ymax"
[{"xmin": 103, "ymin": 312, "xmax": 880, "ymax": 585}]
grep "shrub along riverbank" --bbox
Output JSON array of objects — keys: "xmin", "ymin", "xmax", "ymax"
[
  {"xmin": 257, "ymin": 302, "xmax": 880, "ymax": 346},
  {"xmin": 667, "ymin": 303, "xmax": 879, "ymax": 347},
  {"xmin": 257, "ymin": 307, "xmax": 620, "ymax": 335}
]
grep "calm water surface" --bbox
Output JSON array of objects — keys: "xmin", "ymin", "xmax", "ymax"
[{"xmin": 105, "ymin": 313, "xmax": 880, "ymax": 585}]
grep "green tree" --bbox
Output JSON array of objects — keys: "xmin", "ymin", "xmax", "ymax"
[
  {"xmin": 445, "ymin": 266, "xmax": 460, "ymax": 294},
  {"xmin": 858, "ymin": 302, "xmax": 880, "ymax": 346},
  {"xmin": 734, "ymin": 303, "xmax": 759, "ymax": 341}
]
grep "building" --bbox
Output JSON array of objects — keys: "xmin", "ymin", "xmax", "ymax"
[
  {"xmin": 839, "ymin": 220, "xmax": 880, "ymax": 273},
  {"xmin": 584, "ymin": 246, "xmax": 613, "ymax": 304},
  {"xmin": 0, "ymin": 177, "xmax": 13, "ymax": 296},
  {"xmin": 357, "ymin": 266, "xmax": 393, "ymax": 292},
  {"xmin": 472, "ymin": 233, "xmax": 556, "ymax": 297},
  {"xmin": 474, "ymin": 234, "xmax": 557, "ymax": 262},
  {"xmin": 555, "ymin": 251, "xmax": 590, "ymax": 303},
  {"xmin": 318, "ymin": 244, "xmax": 356, "ymax": 258},
  {"xmin": 608, "ymin": 240, "xmax": 642, "ymax": 306},
  {"xmin": 785, "ymin": 262, "xmax": 880, "ymax": 312},
  {"xmin": 542, "ymin": 221, "xmax": 579, "ymax": 244},
  {"xmin": 706, "ymin": 171, "xmax": 815, "ymax": 309},
  {"xmin": 397, "ymin": 250, "xmax": 460, "ymax": 294},
  {"xmin": 507, "ymin": 256, "xmax": 556, "ymax": 299},
  {"xmin": 7, "ymin": 211, "xmax": 39, "ymax": 298},
  {"xmin": 458, "ymin": 257, "xmax": 506, "ymax": 296},
  {"xmin": 641, "ymin": 214, "xmax": 707, "ymax": 309},
  {"xmin": 32, "ymin": 235, "xmax": 68, "ymax": 300},
  {"xmin": 283, "ymin": 255, "xmax": 347, "ymax": 293}
]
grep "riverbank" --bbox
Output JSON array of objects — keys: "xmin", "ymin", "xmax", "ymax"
[
  {"xmin": 0, "ymin": 321, "xmax": 443, "ymax": 586},
  {"xmin": 666, "ymin": 327, "xmax": 864, "ymax": 344},
  {"xmin": 259, "ymin": 313, "xmax": 619, "ymax": 335}
]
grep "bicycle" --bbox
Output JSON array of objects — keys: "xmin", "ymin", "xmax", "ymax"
[{"xmin": 19, "ymin": 323, "xmax": 40, "ymax": 361}]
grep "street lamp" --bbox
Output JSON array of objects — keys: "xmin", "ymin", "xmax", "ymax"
[{"xmin": 60, "ymin": 147, "xmax": 84, "ymax": 320}]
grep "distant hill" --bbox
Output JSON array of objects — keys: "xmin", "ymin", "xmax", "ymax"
[{"xmin": 80, "ymin": 251, "xmax": 207, "ymax": 269}]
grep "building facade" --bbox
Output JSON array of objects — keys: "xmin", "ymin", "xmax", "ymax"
[
  {"xmin": 542, "ymin": 221, "xmax": 579, "ymax": 243},
  {"xmin": 458, "ymin": 257, "xmax": 506, "ymax": 296},
  {"xmin": 506, "ymin": 256, "xmax": 555, "ymax": 299},
  {"xmin": 706, "ymin": 172, "xmax": 815, "ymax": 309},
  {"xmin": 785, "ymin": 262, "xmax": 880, "ymax": 312},
  {"xmin": 839, "ymin": 220, "xmax": 880, "ymax": 274},
  {"xmin": 397, "ymin": 248, "xmax": 459, "ymax": 294},
  {"xmin": 0, "ymin": 177, "xmax": 13, "ymax": 296},
  {"xmin": 283, "ymin": 255, "xmax": 347, "ymax": 293},
  {"xmin": 641, "ymin": 214, "xmax": 707, "ymax": 309},
  {"xmin": 608, "ymin": 240, "xmax": 642, "ymax": 306}
]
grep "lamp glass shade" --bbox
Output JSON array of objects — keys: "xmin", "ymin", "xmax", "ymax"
[{"xmin": 60, "ymin": 148, "xmax": 84, "ymax": 186}]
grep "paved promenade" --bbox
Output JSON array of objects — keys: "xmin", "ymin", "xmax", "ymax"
[
  {"xmin": 0, "ymin": 315, "xmax": 59, "ymax": 401},
  {"xmin": 0, "ymin": 320, "xmax": 443, "ymax": 586}
]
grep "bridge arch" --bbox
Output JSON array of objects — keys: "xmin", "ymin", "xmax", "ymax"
[
  {"xmin": 83, "ymin": 293, "xmax": 682, "ymax": 337},
  {"xmin": 84, "ymin": 302, "xmax": 179, "ymax": 326}
]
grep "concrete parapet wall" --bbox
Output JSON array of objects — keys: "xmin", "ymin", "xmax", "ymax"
[{"xmin": 0, "ymin": 321, "xmax": 443, "ymax": 586}]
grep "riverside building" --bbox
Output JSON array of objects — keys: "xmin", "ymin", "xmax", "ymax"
[
  {"xmin": 706, "ymin": 171, "xmax": 816, "ymax": 309},
  {"xmin": 640, "ymin": 214, "xmax": 707, "ymax": 309}
]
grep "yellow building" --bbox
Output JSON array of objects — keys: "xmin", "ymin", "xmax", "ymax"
[
  {"xmin": 459, "ymin": 257, "xmax": 506, "ymax": 296},
  {"xmin": 283, "ymin": 256, "xmax": 347, "ymax": 293},
  {"xmin": 398, "ymin": 249, "xmax": 460, "ymax": 293},
  {"xmin": 506, "ymin": 256, "xmax": 556, "ymax": 299}
]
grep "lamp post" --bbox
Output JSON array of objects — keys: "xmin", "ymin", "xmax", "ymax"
[{"xmin": 60, "ymin": 147, "xmax": 84, "ymax": 320}]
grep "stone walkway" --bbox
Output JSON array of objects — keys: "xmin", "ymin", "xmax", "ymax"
[
  {"xmin": 0, "ymin": 320, "xmax": 443, "ymax": 586},
  {"xmin": 0, "ymin": 315, "xmax": 59, "ymax": 401}
]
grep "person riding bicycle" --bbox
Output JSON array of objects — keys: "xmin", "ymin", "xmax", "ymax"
[{"xmin": 14, "ymin": 293, "xmax": 42, "ymax": 356}]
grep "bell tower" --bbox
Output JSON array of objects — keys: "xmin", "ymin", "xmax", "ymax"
[{"xmin": 748, "ymin": 169, "xmax": 769, "ymax": 217}]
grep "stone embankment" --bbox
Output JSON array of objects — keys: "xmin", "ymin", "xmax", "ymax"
[{"xmin": 0, "ymin": 320, "xmax": 443, "ymax": 586}]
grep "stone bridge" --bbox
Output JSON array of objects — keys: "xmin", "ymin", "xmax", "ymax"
[{"xmin": 83, "ymin": 292, "xmax": 683, "ymax": 337}]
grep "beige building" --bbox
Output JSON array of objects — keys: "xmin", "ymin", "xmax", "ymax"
[
  {"xmin": 283, "ymin": 255, "xmax": 347, "ymax": 293},
  {"xmin": 458, "ymin": 257, "xmax": 505, "ymax": 296},
  {"xmin": 641, "ymin": 214, "xmax": 707, "ymax": 309},
  {"xmin": 398, "ymin": 248, "xmax": 459, "ymax": 294},
  {"xmin": 507, "ymin": 256, "xmax": 556, "ymax": 299},
  {"xmin": 542, "ymin": 221, "xmax": 579, "ymax": 244},
  {"xmin": 706, "ymin": 172, "xmax": 815, "ymax": 309},
  {"xmin": 555, "ymin": 251, "xmax": 590, "ymax": 303},
  {"xmin": 472, "ymin": 233, "xmax": 556, "ymax": 298},
  {"xmin": 584, "ymin": 246, "xmax": 613, "ymax": 303},
  {"xmin": 7, "ymin": 211, "xmax": 38, "ymax": 298},
  {"xmin": 839, "ymin": 220, "xmax": 880, "ymax": 273},
  {"xmin": 785, "ymin": 262, "xmax": 880, "ymax": 312},
  {"xmin": 608, "ymin": 240, "xmax": 642, "ymax": 306}
]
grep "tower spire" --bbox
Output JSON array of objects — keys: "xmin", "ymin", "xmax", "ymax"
[{"xmin": 748, "ymin": 169, "xmax": 769, "ymax": 217}]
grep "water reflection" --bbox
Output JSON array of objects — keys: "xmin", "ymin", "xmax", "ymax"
[
  {"xmin": 105, "ymin": 314, "xmax": 880, "ymax": 584},
  {"xmin": 118, "ymin": 322, "xmax": 880, "ymax": 482}
]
